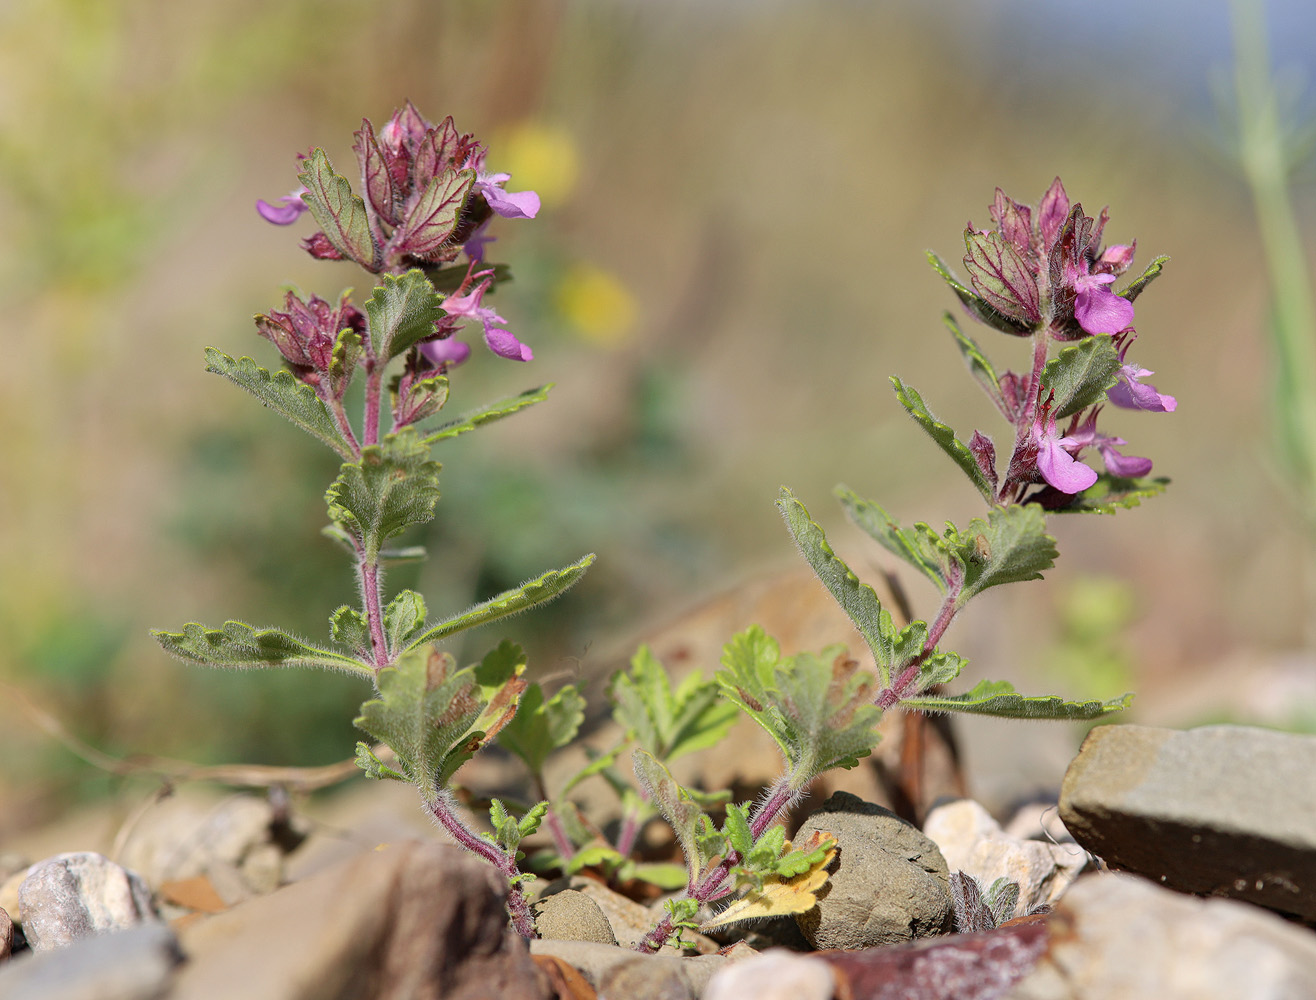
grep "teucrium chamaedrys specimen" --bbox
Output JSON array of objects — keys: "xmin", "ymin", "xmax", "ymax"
[{"xmin": 153, "ymin": 102, "xmax": 592, "ymax": 937}]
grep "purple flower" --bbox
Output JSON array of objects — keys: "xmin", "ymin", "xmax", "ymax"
[
  {"xmin": 419, "ymin": 337, "xmax": 471, "ymax": 367},
  {"xmin": 1032, "ymin": 412, "xmax": 1098, "ymax": 494},
  {"xmin": 256, "ymin": 187, "xmax": 308, "ymax": 225},
  {"xmin": 420, "ymin": 272, "xmax": 534, "ymax": 364},
  {"xmin": 1068, "ymin": 412, "xmax": 1154, "ymax": 478},
  {"xmin": 1106, "ymin": 335, "xmax": 1176, "ymax": 412},
  {"xmin": 1073, "ymin": 272, "xmax": 1135, "ymax": 335}
]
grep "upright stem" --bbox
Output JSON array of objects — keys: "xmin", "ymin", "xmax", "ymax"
[
  {"xmin": 360, "ymin": 557, "xmax": 390, "ymax": 669},
  {"xmin": 999, "ymin": 331, "xmax": 1051, "ymax": 504},
  {"xmin": 364, "ymin": 365, "xmax": 384, "ymax": 447},
  {"xmin": 876, "ymin": 579, "xmax": 963, "ymax": 710}
]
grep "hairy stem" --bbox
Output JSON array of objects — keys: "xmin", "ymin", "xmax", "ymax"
[
  {"xmin": 533, "ymin": 775, "xmax": 577, "ymax": 862},
  {"xmin": 614, "ymin": 801, "xmax": 643, "ymax": 858},
  {"xmin": 360, "ymin": 557, "xmax": 390, "ymax": 669},
  {"xmin": 999, "ymin": 330, "xmax": 1051, "ymax": 503},
  {"xmin": 427, "ymin": 791, "xmax": 538, "ymax": 939},
  {"xmin": 364, "ymin": 365, "xmax": 383, "ymax": 447},
  {"xmin": 876, "ymin": 576, "xmax": 963, "ymax": 710}
]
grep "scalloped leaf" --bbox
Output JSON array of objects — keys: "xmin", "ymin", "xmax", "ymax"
[
  {"xmin": 324, "ymin": 429, "xmax": 442, "ymax": 563},
  {"xmin": 297, "ymin": 147, "xmax": 380, "ymax": 270},
  {"xmin": 927, "ymin": 252, "xmax": 1032, "ymax": 336},
  {"xmin": 383, "ymin": 589, "xmax": 427, "ymax": 656},
  {"xmin": 835, "ymin": 486, "xmax": 953, "ymax": 595},
  {"xmin": 962, "ymin": 230, "xmax": 1041, "ymax": 326},
  {"xmin": 1049, "ymin": 475, "xmax": 1170, "ymax": 515},
  {"xmin": 1041, "ymin": 335, "xmax": 1121, "ymax": 419},
  {"xmin": 406, "ymin": 553, "xmax": 594, "ymax": 650},
  {"xmin": 702, "ymin": 833, "xmax": 837, "ymax": 930},
  {"xmin": 355, "ymin": 742, "xmax": 406, "ymax": 781},
  {"xmin": 944, "ymin": 313, "xmax": 1007, "ymax": 414},
  {"xmin": 777, "ymin": 489, "xmax": 896, "ymax": 676},
  {"xmin": 891, "ymin": 377, "xmax": 996, "ymax": 502},
  {"xmin": 900, "ymin": 678, "xmax": 1132, "ymax": 719},
  {"xmin": 957, "ymin": 505, "xmax": 1058, "ymax": 604},
  {"xmin": 204, "ymin": 349, "xmax": 353, "ymax": 459},
  {"xmin": 152, "ymin": 620, "xmax": 369, "ymax": 674},
  {"xmin": 609, "ymin": 647, "xmax": 739, "ymax": 763},
  {"xmin": 330, "ymin": 605, "xmax": 371, "ymax": 657},
  {"xmin": 420, "ymin": 384, "xmax": 554, "ymax": 445},
  {"xmin": 497, "ymin": 681, "xmax": 587, "ymax": 775},
  {"xmin": 363, "ymin": 270, "xmax": 445, "ymax": 361},
  {"xmin": 1119, "ymin": 254, "xmax": 1169, "ymax": 303},
  {"xmin": 394, "ymin": 168, "xmax": 475, "ymax": 260}
]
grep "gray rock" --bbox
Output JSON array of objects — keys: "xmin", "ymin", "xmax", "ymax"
[
  {"xmin": 169, "ymin": 840, "xmax": 550, "ymax": 1000},
  {"xmin": 598, "ymin": 958, "xmax": 695, "ymax": 1000},
  {"xmin": 529, "ymin": 939, "xmax": 733, "ymax": 995},
  {"xmin": 533, "ymin": 887, "xmax": 618, "ymax": 945},
  {"xmin": 1, "ymin": 906, "xmax": 12, "ymax": 960},
  {"xmin": 704, "ymin": 950, "xmax": 836, "ymax": 1000},
  {"xmin": 18, "ymin": 853, "xmax": 158, "ymax": 951},
  {"xmin": 1009, "ymin": 872, "xmax": 1316, "ymax": 999},
  {"xmin": 539, "ymin": 876, "xmax": 717, "ymax": 954},
  {"xmin": 793, "ymin": 790, "xmax": 953, "ymax": 949},
  {"xmin": 1059, "ymin": 724, "xmax": 1316, "ymax": 921},
  {"xmin": 924, "ymin": 799, "xmax": 1087, "ymax": 918},
  {"xmin": 0, "ymin": 922, "xmax": 182, "ymax": 1000}
]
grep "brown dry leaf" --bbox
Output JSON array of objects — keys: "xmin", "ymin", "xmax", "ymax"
[
  {"xmin": 699, "ymin": 832, "xmax": 837, "ymax": 931},
  {"xmin": 159, "ymin": 875, "xmax": 228, "ymax": 914},
  {"xmin": 532, "ymin": 953, "xmax": 598, "ymax": 1000}
]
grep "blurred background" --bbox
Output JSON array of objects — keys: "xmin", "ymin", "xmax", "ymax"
[{"xmin": 3, "ymin": 0, "xmax": 1316, "ymax": 833}]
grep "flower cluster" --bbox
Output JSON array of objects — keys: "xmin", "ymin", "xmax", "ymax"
[
  {"xmin": 952, "ymin": 179, "xmax": 1174, "ymax": 501},
  {"xmin": 256, "ymin": 100, "xmax": 539, "ymax": 365}
]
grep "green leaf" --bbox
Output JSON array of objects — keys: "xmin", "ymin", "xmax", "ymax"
[
  {"xmin": 363, "ymin": 270, "xmax": 445, "ymax": 361},
  {"xmin": 152, "ymin": 620, "xmax": 369, "ymax": 674},
  {"xmin": 394, "ymin": 169, "xmax": 475, "ymax": 260},
  {"xmin": 723, "ymin": 803, "xmax": 753, "ymax": 857},
  {"xmin": 917, "ymin": 650, "xmax": 967, "ymax": 689},
  {"xmin": 497, "ymin": 682, "xmax": 587, "ymax": 775},
  {"xmin": 957, "ymin": 505, "xmax": 1058, "ymax": 604},
  {"xmin": 564, "ymin": 844, "xmax": 624, "ymax": 875},
  {"xmin": 420, "ymin": 384, "xmax": 554, "ymax": 445},
  {"xmin": 1119, "ymin": 254, "xmax": 1169, "ymax": 303},
  {"xmin": 944, "ymin": 313, "xmax": 1006, "ymax": 413},
  {"xmin": 328, "ymin": 326, "xmax": 363, "ymax": 400},
  {"xmin": 353, "ymin": 641, "xmax": 528, "ymax": 794},
  {"xmin": 777, "ymin": 489, "xmax": 897, "ymax": 678},
  {"xmin": 204, "ymin": 349, "xmax": 353, "ymax": 460},
  {"xmin": 383, "ymin": 590, "xmax": 427, "ymax": 657},
  {"xmin": 517, "ymin": 801, "xmax": 549, "ymax": 838},
  {"xmin": 891, "ymin": 377, "xmax": 996, "ymax": 502},
  {"xmin": 715, "ymin": 627, "xmax": 884, "ymax": 786},
  {"xmin": 354, "ymin": 742, "xmax": 406, "ymax": 781},
  {"xmin": 927, "ymin": 252, "xmax": 1032, "ymax": 336},
  {"xmin": 329, "ymin": 605, "xmax": 371, "ymax": 656},
  {"xmin": 632, "ymin": 749, "xmax": 717, "ymax": 887},
  {"xmin": 559, "ymin": 742, "xmax": 625, "ymax": 797},
  {"xmin": 835, "ymin": 486, "xmax": 956, "ymax": 595},
  {"xmin": 900, "ymin": 678, "xmax": 1132, "ymax": 719},
  {"xmin": 609, "ymin": 647, "xmax": 739, "ymax": 763},
  {"xmin": 1041, "ymin": 335, "xmax": 1121, "ymax": 419},
  {"xmin": 429, "ymin": 261, "xmax": 511, "ymax": 295},
  {"xmin": 325, "ymin": 429, "xmax": 442, "ymax": 563},
  {"xmin": 628, "ymin": 862, "xmax": 689, "ymax": 890},
  {"xmin": 296, "ymin": 147, "xmax": 379, "ymax": 270},
  {"xmin": 407, "ymin": 554, "xmax": 594, "ymax": 649},
  {"xmin": 1049, "ymin": 475, "xmax": 1170, "ymax": 514}
]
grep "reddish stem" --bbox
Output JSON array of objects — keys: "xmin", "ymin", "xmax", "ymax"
[{"xmin": 360, "ymin": 557, "xmax": 390, "ymax": 669}]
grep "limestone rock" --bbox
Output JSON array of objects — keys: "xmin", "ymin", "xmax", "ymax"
[
  {"xmin": 1059, "ymin": 724, "xmax": 1316, "ymax": 921},
  {"xmin": 793, "ymin": 791, "xmax": 953, "ymax": 950},
  {"xmin": 597, "ymin": 958, "xmax": 695, "ymax": 1000},
  {"xmin": 529, "ymin": 939, "xmax": 734, "ymax": 996},
  {"xmin": 1, "ymin": 906, "xmax": 12, "ymax": 961},
  {"xmin": 924, "ymin": 799, "xmax": 1087, "ymax": 918},
  {"xmin": 533, "ymin": 887, "xmax": 617, "ymax": 946},
  {"xmin": 17, "ymin": 853, "xmax": 157, "ymax": 952},
  {"xmin": 169, "ymin": 840, "xmax": 550, "ymax": 1000},
  {"xmin": 1010, "ymin": 872, "xmax": 1316, "ymax": 999},
  {"xmin": 0, "ymin": 922, "xmax": 182, "ymax": 1000},
  {"xmin": 704, "ymin": 949, "xmax": 836, "ymax": 1000},
  {"xmin": 539, "ymin": 876, "xmax": 716, "ymax": 954}
]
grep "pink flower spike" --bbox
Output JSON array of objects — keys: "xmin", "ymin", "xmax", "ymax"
[
  {"xmin": 1033, "ymin": 415, "xmax": 1098, "ymax": 494},
  {"xmin": 475, "ymin": 171, "xmax": 540, "ymax": 220},
  {"xmin": 484, "ymin": 326, "xmax": 534, "ymax": 361},
  {"xmin": 1106, "ymin": 364, "xmax": 1177, "ymax": 412},
  {"xmin": 1073, "ymin": 273, "xmax": 1135, "ymax": 334},
  {"xmin": 256, "ymin": 188, "xmax": 308, "ymax": 225},
  {"xmin": 420, "ymin": 338, "xmax": 471, "ymax": 367},
  {"xmin": 1098, "ymin": 442, "xmax": 1153, "ymax": 478}
]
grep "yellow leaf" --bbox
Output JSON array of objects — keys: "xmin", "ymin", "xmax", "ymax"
[{"xmin": 699, "ymin": 833, "xmax": 837, "ymax": 931}]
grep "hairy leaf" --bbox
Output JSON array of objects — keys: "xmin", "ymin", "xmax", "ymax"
[
  {"xmin": 355, "ymin": 742, "xmax": 405, "ymax": 781},
  {"xmin": 633, "ymin": 750, "xmax": 718, "ymax": 886},
  {"xmin": 957, "ymin": 505, "xmax": 1058, "ymax": 605},
  {"xmin": 395, "ymin": 168, "xmax": 475, "ymax": 260},
  {"xmin": 420, "ymin": 384, "xmax": 554, "ymax": 445},
  {"xmin": 325, "ymin": 429, "xmax": 442, "ymax": 563},
  {"xmin": 891, "ymin": 378, "xmax": 996, "ymax": 502},
  {"xmin": 609, "ymin": 647, "xmax": 738, "ymax": 763},
  {"xmin": 152, "ymin": 620, "xmax": 368, "ymax": 674},
  {"xmin": 1047, "ymin": 475, "xmax": 1170, "ymax": 514},
  {"xmin": 778, "ymin": 489, "xmax": 897, "ymax": 677},
  {"xmin": 383, "ymin": 590, "xmax": 427, "ymax": 657},
  {"xmin": 1041, "ymin": 335, "xmax": 1121, "ymax": 419},
  {"xmin": 702, "ymin": 832, "xmax": 836, "ymax": 930},
  {"xmin": 835, "ymin": 487, "xmax": 954, "ymax": 595},
  {"xmin": 407, "ymin": 553, "xmax": 594, "ymax": 649},
  {"xmin": 297, "ymin": 147, "xmax": 379, "ymax": 270},
  {"xmin": 1119, "ymin": 254, "xmax": 1169, "ymax": 303},
  {"xmin": 927, "ymin": 252, "xmax": 1032, "ymax": 336},
  {"xmin": 962, "ymin": 230, "xmax": 1041, "ymax": 326},
  {"xmin": 498, "ymin": 682, "xmax": 587, "ymax": 775},
  {"xmin": 329, "ymin": 605, "xmax": 371, "ymax": 657},
  {"xmin": 364, "ymin": 270, "xmax": 445, "ymax": 361},
  {"xmin": 900, "ymin": 678, "xmax": 1132, "ymax": 719},
  {"xmin": 204, "ymin": 349, "xmax": 353, "ymax": 459}
]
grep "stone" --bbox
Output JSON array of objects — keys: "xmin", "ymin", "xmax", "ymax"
[
  {"xmin": 533, "ymin": 887, "xmax": 618, "ymax": 945},
  {"xmin": 538, "ymin": 876, "xmax": 717, "ymax": 954},
  {"xmin": 924, "ymin": 799, "xmax": 1087, "ymax": 918},
  {"xmin": 1, "ymin": 906, "xmax": 12, "ymax": 960},
  {"xmin": 169, "ymin": 840, "xmax": 550, "ymax": 1000},
  {"xmin": 0, "ymin": 922, "xmax": 182, "ymax": 1000},
  {"xmin": 597, "ymin": 958, "xmax": 695, "ymax": 1000},
  {"xmin": 1059, "ymin": 724, "xmax": 1316, "ymax": 921},
  {"xmin": 793, "ymin": 791, "xmax": 953, "ymax": 950},
  {"xmin": 17, "ymin": 852, "xmax": 158, "ymax": 951},
  {"xmin": 529, "ymin": 939, "xmax": 733, "ymax": 996},
  {"xmin": 1009, "ymin": 872, "xmax": 1316, "ymax": 999},
  {"xmin": 703, "ymin": 949, "xmax": 836, "ymax": 1000}
]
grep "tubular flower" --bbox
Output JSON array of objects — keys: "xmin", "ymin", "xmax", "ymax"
[
  {"xmin": 1032, "ymin": 410, "xmax": 1098, "ymax": 494},
  {"xmin": 420, "ymin": 269, "xmax": 533, "ymax": 365}
]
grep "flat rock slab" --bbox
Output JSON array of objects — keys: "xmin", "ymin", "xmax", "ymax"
[
  {"xmin": 1059, "ymin": 724, "xmax": 1316, "ymax": 921},
  {"xmin": 170, "ymin": 840, "xmax": 550, "ymax": 1000},
  {"xmin": 0, "ymin": 922, "xmax": 182, "ymax": 1000}
]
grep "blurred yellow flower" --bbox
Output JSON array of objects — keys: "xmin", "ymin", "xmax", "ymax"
[
  {"xmin": 497, "ymin": 121, "xmax": 580, "ymax": 208},
  {"xmin": 555, "ymin": 263, "xmax": 638, "ymax": 347}
]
